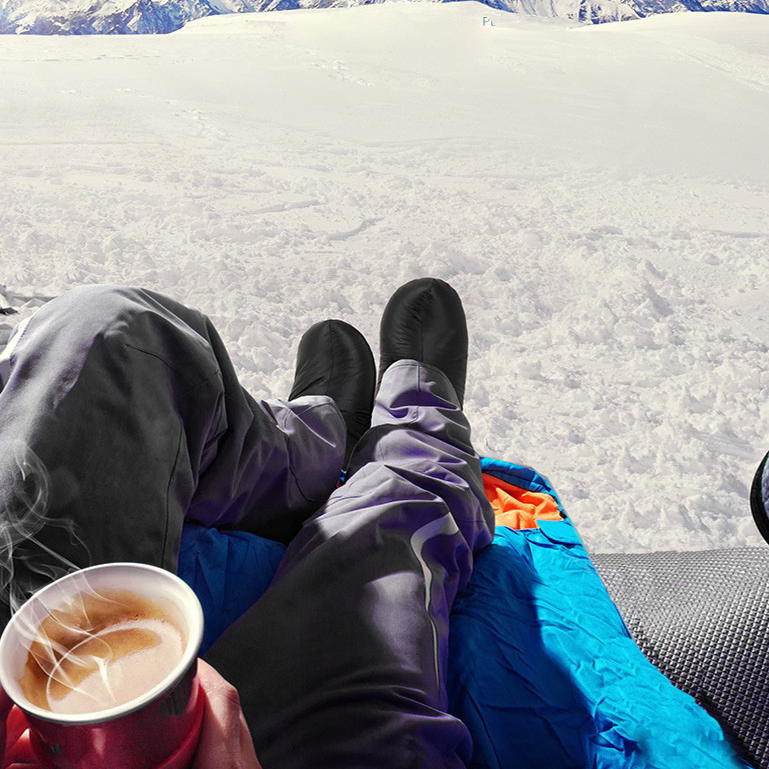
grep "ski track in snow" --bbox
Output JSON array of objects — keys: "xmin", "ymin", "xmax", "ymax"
[{"xmin": 1, "ymin": 4, "xmax": 769, "ymax": 554}]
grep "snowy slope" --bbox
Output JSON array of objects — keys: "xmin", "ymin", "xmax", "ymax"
[
  {"xmin": 1, "ymin": 3, "xmax": 769, "ymax": 554},
  {"xmin": 2, "ymin": 0, "xmax": 769, "ymax": 36}
]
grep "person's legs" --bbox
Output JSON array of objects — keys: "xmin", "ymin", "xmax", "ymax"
[
  {"xmin": 0, "ymin": 285, "xmax": 345, "ymax": 619},
  {"xmin": 205, "ymin": 359, "xmax": 495, "ymax": 769}
]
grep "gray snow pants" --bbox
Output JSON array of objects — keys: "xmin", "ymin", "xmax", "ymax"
[{"xmin": 0, "ymin": 285, "xmax": 495, "ymax": 768}]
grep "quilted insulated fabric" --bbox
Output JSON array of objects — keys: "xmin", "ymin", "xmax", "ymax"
[
  {"xmin": 179, "ymin": 456, "xmax": 756, "ymax": 769},
  {"xmin": 592, "ymin": 547, "xmax": 769, "ymax": 769}
]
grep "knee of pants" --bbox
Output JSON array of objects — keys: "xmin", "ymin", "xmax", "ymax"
[
  {"xmin": 27, "ymin": 285, "xmax": 149, "ymax": 342},
  {"xmin": 2, "ymin": 286, "xmax": 145, "ymax": 379},
  {"xmin": 25, "ymin": 285, "xmax": 212, "ymax": 368},
  {"xmin": 49, "ymin": 284, "xmax": 144, "ymax": 313}
]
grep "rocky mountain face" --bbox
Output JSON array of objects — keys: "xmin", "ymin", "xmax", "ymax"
[{"xmin": 0, "ymin": 0, "xmax": 215, "ymax": 33}]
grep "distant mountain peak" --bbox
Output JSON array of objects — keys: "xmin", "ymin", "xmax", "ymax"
[{"xmin": 1, "ymin": 0, "xmax": 767, "ymax": 36}]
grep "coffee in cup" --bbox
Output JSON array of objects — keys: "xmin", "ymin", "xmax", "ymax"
[
  {"xmin": 0, "ymin": 563, "xmax": 205, "ymax": 769},
  {"xmin": 20, "ymin": 588, "xmax": 187, "ymax": 715}
]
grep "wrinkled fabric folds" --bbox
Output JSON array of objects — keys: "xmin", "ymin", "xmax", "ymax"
[
  {"xmin": 448, "ymin": 463, "xmax": 751, "ymax": 769},
  {"xmin": 180, "ymin": 457, "xmax": 751, "ymax": 769}
]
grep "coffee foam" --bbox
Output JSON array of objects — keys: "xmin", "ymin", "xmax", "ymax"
[{"xmin": 20, "ymin": 589, "xmax": 187, "ymax": 715}]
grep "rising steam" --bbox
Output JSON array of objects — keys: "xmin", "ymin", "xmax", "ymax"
[
  {"xmin": 1, "ymin": 449, "xmax": 179, "ymax": 715},
  {"xmin": 19, "ymin": 586, "xmax": 154, "ymax": 713},
  {"xmin": 0, "ymin": 446, "xmax": 86, "ymax": 619},
  {"xmin": 16, "ymin": 585, "xmax": 178, "ymax": 714},
  {"xmin": 0, "ymin": 446, "xmax": 120, "ymax": 710}
]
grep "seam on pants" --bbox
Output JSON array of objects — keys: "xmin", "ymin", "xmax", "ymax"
[
  {"xmin": 162, "ymin": 420, "xmax": 185, "ymax": 568},
  {"xmin": 410, "ymin": 512, "xmax": 460, "ymax": 696},
  {"xmin": 9, "ymin": 311, "xmax": 37, "ymax": 353},
  {"xmin": 286, "ymin": 400, "xmax": 342, "ymax": 504},
  {"xmin": 375, "ymin": 364, "xmax": 421, "ymax": 465},
  {"xmin": 123, "ymin": 341, "xmax": 219, "ymax": 392},
  {"xmin": 0, "ymin": 314, "xmax": 35, "ymax": 387},
  {"xmin": 377, "ymin": 361, "xmax": 455, "ymax": 694},
  {"xmin": 122, "ymin": 344, "xmax": 223, "ymax": 565}
]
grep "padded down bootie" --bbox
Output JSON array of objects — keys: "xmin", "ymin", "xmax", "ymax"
[
  {"xmin": 750, "ymin": 451, "xmax": 769, "ymax": 545},
  {"xmin": 290, "ymin": 319, "xmax": 376, "ymax": 466},
  {"xmin": 378, "ymin": 277, "xmax": 468, "ymax": 406}
]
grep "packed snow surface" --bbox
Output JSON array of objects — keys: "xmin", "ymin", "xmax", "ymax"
[{"xmin": 1, "ymin": 3, "xmax": 769, "ymax": 554}]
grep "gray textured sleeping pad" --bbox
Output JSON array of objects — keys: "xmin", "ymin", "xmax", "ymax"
[{"xmin": 592, "ymin": 547, "xmax": 769, "ymax": 769}]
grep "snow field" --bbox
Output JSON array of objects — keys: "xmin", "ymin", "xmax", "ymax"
[{"xmin": 1, "ymin": 3, "xmax": 769, "ymax": 552}]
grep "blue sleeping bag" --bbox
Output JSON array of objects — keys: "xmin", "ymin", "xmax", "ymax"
[{"xmin": 177, "ymin": 457, "xmax": 750, "ymax": 768}]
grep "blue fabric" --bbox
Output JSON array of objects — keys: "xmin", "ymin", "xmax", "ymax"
[
  {"xmin": 448, "ymin": 523, "xmax": 749, "ymax": 768},
  {"xmin": 177, "ymin": 460, "xmax": 751, "ymax": 768},
  {"xmin": 177, "ymin": 523, "xmax": 285, "ymax": 655},
  {"xmin": 449, "ymin": 462, "xmax": 750, "ymax": 769}
]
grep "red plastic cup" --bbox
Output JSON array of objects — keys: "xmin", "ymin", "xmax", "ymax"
[{"xmin": 0, "ymin": 563, "xmax": 205, "ymax": 769}]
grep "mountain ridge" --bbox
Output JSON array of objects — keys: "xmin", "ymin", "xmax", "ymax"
[{"xmin": 1, "ymin": 0, "xmax": 768, "ymax": 39}]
